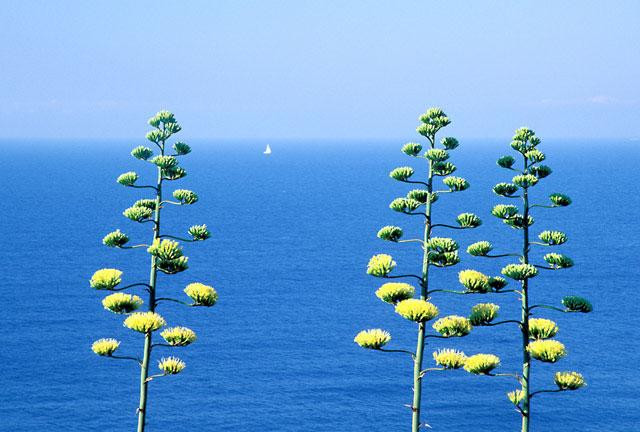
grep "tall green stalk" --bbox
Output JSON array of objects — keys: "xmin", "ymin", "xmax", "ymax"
[
  {"xmin": 465, "ymin": 127, "xmax": 592, "ymax": 431},
  {"xmin": 89, "ymin": 111, "xmax": 218, "ymax": 431},
  {"xmin": 355, "ymin": 107, "xmax": 481, "ymax": 431}
]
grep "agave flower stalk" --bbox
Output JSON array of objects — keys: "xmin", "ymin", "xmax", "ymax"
[
  {"xmin": 355, "ymin": 108, "xmax": 480, "ymax": 431},
  {"xmin": 90, "ymin": 111, "xmax": 217, "ymax": 431},
  {"xmin": 465, "ymin": 128, "xmax": 591, "ymax": 432}
]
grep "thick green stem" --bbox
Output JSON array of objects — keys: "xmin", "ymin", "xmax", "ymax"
[
  {"xmin": 520, "ymin": 156, "xmax": 531, "ymax": 432},
  {"xmin": 137, "ymin": 139, "xmax": 164, "ymax": 432}
]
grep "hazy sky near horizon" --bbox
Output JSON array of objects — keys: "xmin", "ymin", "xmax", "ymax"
[{"xmin": 1, "ymin": 1, "xmax": 639, "ymax": 140}]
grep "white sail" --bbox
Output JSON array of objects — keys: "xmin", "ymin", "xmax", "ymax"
[{"xmin": 264, "ymin": 144, "xmax": 272, "ymax": 155}]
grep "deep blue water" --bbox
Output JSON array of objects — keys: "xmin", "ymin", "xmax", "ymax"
[{"xmin": 1, "ymin": 139, "xmax": 638, "ymax": 431}]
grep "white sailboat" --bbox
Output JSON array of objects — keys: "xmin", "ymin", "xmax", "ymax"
[{"xmin": 263, "ymin": 144, "xmax": 272, "ymax": 155}]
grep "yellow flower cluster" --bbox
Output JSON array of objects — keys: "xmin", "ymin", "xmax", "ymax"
[
  {"xmin": 158, "ymin": 357, "xmax": 186, "ymax": 375},
  {"xmin": 458, "ymin": 269, "xmax": 490, "ymax": 293},
  {"xmin": 432, "ymin": 315, "xmax": 472, "ymax": 337},
  {"xmin": 375, "ymin": 282, "xmax": 415, "ymax": 304},
  {"xmin": 469, "ymin": 303, "xmax": 499, "ymax": 326},
  {"xmin": 554, "ymin": 371, "xmax": 586, "ymax": 390},
  {"xmin": 507, "ymin": 389, "xmax": 525, "ymax": 405},
  {"xmin": 184, "ymin": 283, "xmax": 218, "ymax": 306},
  {"xmin": 102, "ymin": 293, "xmax": 143, "ymax": 314},
  {"xmin": 91, "ymin": 338, "xmax": 120, "ymax": 356},
  {"xmin": 463, "ymin": 354, "xmax": 500, "ymax": 374},
  {"xmin": 90, "ymin": 268, "xmax": 123, "ymax": 290},
  {"xmin": 528, "ymin": 318, "xmax": 559, "ymax": 340},
  {"xmin": 123, "ymin": 311, "xmax": 166, "ymax": 333},
  {"xmin": 354, "ymin": 329, "xmax": 391, "ymax": 349},
  {"xmin": 161, "ymin": 326, "xmax": 197, "ymax": 347},
  {"xmin": 527, "ymin": 340, "xmax": 566, "ymax": 363},
  {"xmin": 433, "ymin": 349, "xmax": 467, "ymax": 369},
  {"xmin": 395, "ymin": 299, "xmax": 439, "ymax": 322},
  {"xmin": 366, "ymin": 254, "xmax": 396, "ymax": 277}
]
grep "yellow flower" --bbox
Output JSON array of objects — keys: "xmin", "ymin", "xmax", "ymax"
[
  {"xmin": 507, "ymin": 389, "xmax": 525, "ymax": 405},
  {"xmin": 527, "ymin": 339, "xmax": 566, "ymax": 363},
  {"xmin": 375, "ymin": 283, "xmax": 415, "ymax": 304},
  {"xmin": 161, "ymin": 326, "xmax": 197, "ymax": 347},
  {"xmin": 158, "ymin": 356, "xmax": 186, "ymax": 375},
  {"xmin": 395, "ymin": 299, "xmax": 439, "ymax": 322},
  {"xmin": 458, "ymin": 269, "xmax": 490, "ymax": 293},
  {"xmin": 90, "ymin": 268, "xmax": 123, "ymax": 290},
  {"xmin": 469, "ymin": 303, "xmax": 499, "ymax": 326},
  {"xmin": 528, "ymin": 318, "xmax": 559, "ymax": 340},
  {"xmin": 554, "ymin": 371, "xmax": 586, "ymax": 390},
  {"xmin": 92, "ymin": 338, "xmax": 120, "ymax": 356},
  {"xmin": 354, "ymin": 329, "xmax": 391, "ymax": 349},
  {"xmin": 184, "ymin": 283, "xmax": 218, "ymax": 306},
  {"xmin": 464, "ymin": 354, "xmax": 500, "ymax": 374},
  {"xmin": 433, "ymin": 349, "xmax": 467, "ymax": 369},
  {"xmin": 432, "ymin": 315, "xmax": 472, "ymax": 337},
  {"xmin": 367, "ymin": 254, "xmax": 396, "ymax": 277},
  {"xmin": 123, "ymin": 311, "xmax": 166, "ymax": 333},
  {"xmin": 102, "ymin": 293, "xmax": 143, "ymax": 314}
]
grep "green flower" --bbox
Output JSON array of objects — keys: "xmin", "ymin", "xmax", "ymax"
[
  {"xmin": 161, "ymin": 326, "xmax": 197, "ymax": 346},
  {"xmin": 173, "ymin": 189, "xmax": 199, "ymax": 205},
  {"xmin": 501, "ymin": 263, "xmax": 538, "ymax": 280},
  {"xmin": 425, "ymin": 148, "xmax": 449, "ymax": 162},
  {"xmin": 390, "ymin": 198, "xmax": 421, "ymax": 213},
  {"xmin": 443, "ymin": 176, "xmax": 469, "ymax": 191},
  {"xmin": 511, "ymin": 127, "xmax": 537, "ymax": 153},
  {"xmin": 464, "ymin": 354, "xmax": 500, "ymax": 374},
  {"xmin": 429, "ymin": 251, "xmax": 460, "ymax": 267},
  {"xmin": 407, "ymin": 189, "xmax": 438, "ymax": 204},
  {"xmin": 123, "ymin": 206, "xmax": 153, "ymax": 222},
  {"xmin": 469, "ymin": 303, "xmax": 499, "ymax": 326},
  {"xmin": 148, "ymin": 110, "xmax": 176, "ymax": 127},
  {"xmin": 441, "ymin": 137, "xmax": 459, "ymax": 150},
  {"xmin": 555, "ymin": 371, "xmax": 586, "ymax": 390},
  {"xmin": 146, "ymin": 129, "xmax": 166, "ymax": 143},
  {"xmin": 467, "ymin": 241, "xmax": 492, "ymax": 257},
  {"xmin": 538, "ymin": 230, "xmax": 567, "ymax": 245},
  {"xmin": 173, "ymin": 141, "xmax": 191, "ymax": 155},
  {"xmin": 427, "ymin": 237, "xmax": 458, "ymax": 253},
  {"xmin": 163, "ymin": 166, "xmax": 187, "ymax": 180},
  {"xmin": 124, "ymin": 311, "xmax": 166, "ymax": 333},
  {"xmin": 354, "ymin": 329, "xmax": 391, "ymax": 349},
  {"xmin": 417, "ymin": 108, "xmax": 451, "ymax": 137},
  {"xmin": 102, "ymin": 229, "xmax": 129, "ymax": 248},
  {"xmin": 92, "ymin": 338, "xmax": 120, "ymax": 356},
  {"xmin": 512, "ymin": 174, "xmax": 539, "ymax": 188},
  {"xmin": 377, "ymin": 226, "xmax": 403, "ymax": 242},
  {"xmin": 544, "ymin": 253, "xmax": 574, "ymax": 269},
  {"xmin": 432, "ymin": 161, "xmax": 457, "ymax": 176},
  {"xmin": 158, "ymin": 257, "xmax": 189, "ymax": 274},
  {"xmin": 562, "ymin": 296, "xmax": 592, "ymax": 313},
  {"xmin": 529, "ymin": 318, "xmax": 559, "ymax": 339},
  {"xmin": 491, "ymin": 204, "xmax": 518, "ymax": 219},
  {"xmin": 102, "ymin": 293, "xmax": 143, "ymax": 314},
  {"xmin": 90, "ymin": 268, "xmax": 123, "ymax": 290},
  {"xmin": 117, "ymin": 171, "xmax": 138, "ymax": 186},
  {"xmin": 507, "ymin": 389, "xmax": 525, "ymax": 405},
  {"xmin": 184, "ymin": 282, "xmax": 218, "ymax": 306},
  {"xmin": 148, "ymin": 239, "xmax": 188, "ymax": 274},
  {"xmin": 367, "ymin": 254, "xmax": 396, "ymax": 277},
  {"xmin": 504, "ymin": 214, "xmax": 535, "ymax": 229},
  {"xmin": 395, "ymin": 299, "xmax": 439, "ymax": 322},
  {"xmin": 530, "ymin": 165, "xmax": 552, "ymax": 178},
  {"xmin": 133, "ymin": 199, "xmax": 157, "ymax": 210},
  {"xmin": 497, "ymin": 155, "xmax": 515, "ymax": 169},
  {"xmin": 433, "ymin": 349, "xmax": 467, "ymax": 369},
  {"xmin": 401, "ymin": 142, "xmax": 422, "ymax": 156},
  {"xmin": 131, "ymin": 146, "xmax": 153, "ymax": 160},
  {"xmin": 550, "ymin": 193, "xmax": 571, "ymax": 207},
  {"xmin": 433, "ymin": 315, "xmax": 472, "ymax": 337},
  {"xmin": 389, "ymin": 166, "xmax": 415, "ymax": 181},
  {"xmin": 457, "ymin": 213, "xmax": 481, "ymax": 228},
  {"xmin": 459, "ymin": 269, "xmax": 490, "ymax": 293},
  {"xmin": 151, "ymin": 155, "xmax": 179, "ymax": 169},
  {"xmin": 158, "ymin": 356, "xmax": 186, "ymax": 375},
  {"xmin": 375, "ymin": 282, "xmax": 415, "ymax": 304},
  {"xmin": 527, "ymin": 339, "xmax": 566, "ymax": 363},
  {"xmin": 188, "ymin": 224, "xmax": 211, "ymax": 241},
  {"xmin": 525, "ymin": 149, "xmax": 545, "ymax": 163},
  {"xmin": 488, "ymin": 276, "xmax": 508, "ymax": 290},
  {"xmin": 493, "ymin": 183, "xmax": 519, "ymax": 197}
]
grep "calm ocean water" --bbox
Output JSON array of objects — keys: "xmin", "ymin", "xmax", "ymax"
[{"xmin": 1, "ymin": 139, "xmax": 638, "ymax": 431}]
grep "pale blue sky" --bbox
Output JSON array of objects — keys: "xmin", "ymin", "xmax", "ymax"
[{"xmin": 1, "ymin": 1, "xmax": 638, "ymax": 139}]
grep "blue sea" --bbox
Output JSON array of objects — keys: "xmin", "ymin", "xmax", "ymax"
[{"xmin": 1, "ymin": 139, "xmax": 638, "ymax": 431}]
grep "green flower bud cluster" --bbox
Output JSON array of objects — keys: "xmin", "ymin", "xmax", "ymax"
[
  {"xmin": 146, "ymin": 129, "xmax": 166, "ymax": 144},
  {"xmin": 390, "ymin": 197, "xmax": 421, "ymax": 213},
  {"xmin": 416, "ymin": 108, "xmax": 451, "ymax": 137},
  {"xmin": 538, "ymin": 230, "xmax": 567, "ymax": 245},
  {"xmin": 163, "ymin": 166, "xmax": 187, "ymax": 181},
  {"xmin": 354, "ymin": 329, "xmax": 391, "ymax": 349},
  {"xmin": 429, "ymin": 251, "xmax": 460, "ymax": 267},
  {"xmin": 401, "ymin": 142, "xmax": 422, "ymax": 156},
  {"xmin": 173, "ymin": 142, "xmax": 191, "ymax": 155},
  {"xmin": 507, "ymin": 389, "xmax": 525, "ymax": 405},
  {"xmin": 530, "ymin": 165, "xmax": 552, "ymax": 178},
  {"xmin": 457, "ymin": 212, "xmax": 481, "ymax": 228},
  {"xmin": 525, "ymin": 149, "xmax": 545, "ymax": 163},
  {"xmin": 92, "ymin": 338, "xmax": 120, "ymax": 356},
  {"xmin": 173, "ymin": 189, "xmax": 199, "ymax": 205},
  {"xmin": 468, "ymin": 303, "xmax": 499, "ymax": 325},
  {"xmin": 117, "ymin": 171, "xmax": 138, "ymax": 186},
  {"xmin": 367, "ymin": 254, "xmax": 396, "ymax": 277},
  {"xmin": 493, "ymin": 183, "xmax": 519, "ymax": 197},
  {"xmin": 124, "ymin": 311, "xmax": 166, "ymax": 333},
  {"xmin": 151, "ymin": 155, "xmax": 179, "ymax": 169},
  {"xmin": 103, "ymin": 229, "xmax": 129, "ymax": 247},
  {"xmin": 458, "ymin": 269, "xmax": 491, "ymax": 293},
  {"xmin": 426, "ymin": 237, "xmax": 458, "ymax": 253},
  {"xmin": 433, "ymin": 349, "xmax": 467, "ymax": 369},
  {"xmin": 432, "ymin": 315, "xmax": 472, "ymax": 337},
  {"xmin": 464, "ymin": 353, "xmax": 500, "ymax": 374},
  {"xmin": 501, "ymin": 263, "xmax": 538, "ymax": 280},
  {"xmin": 375, "ymin": 282, "xmax": 415, "ymax": 304},
  {"xmin": 407, "ymin": 189, "xmax": 437, "ymax": 204},
  {"xmin": 562, "ymin": 296, "xmax": 592, "ymax": 313},
  {"xmin": 544, "ymin": 253, "xmax": 574, "ymax": 269},
  {"xmin": 512, "ymin": 174, "xmax": 538, "ymax": 188},
  {"xmin": 161, "ymin": 326, "xmax": 197, "ymax": 346},
  {"xmin": 467, "ymin": 241, "xmax": 492, "ymax": 256},
  {"xmin": 395, "ymin": 299, "xmax": 439, "ymax": 322},
  {"xmin": 550, "ymin": 193, "xmax": 571, "ymax": 207},
  {"xmin": 158, "ymin": 356, "xmax": 186, "ymax": 375},
  {"xmin": 510, "ymin": 127, "xmax": 539, "ymax": 154},
  {"xmin": 441, "ymin": 137, "xmax": 459, "ymax": 150},
  {"xmin": 188, "ymin": 224, "xmax": 211, "ymax": 241},
  {"xmin": 133, "ymin": 199, "xmax": 157, "ymax": 210},
  {"xmin": 377, "ymin": 225, "xmax": 403, "ymax": 242},
  {"xmin": 123, "ymin": 206, "xmax": 153, "ymax": 222},
  {"xmin": 504, "ymin": 214, "xmax": 534, "ymax": 229},
  {"xmin": 90, "ymin": 268, "xmax": 123, "ymax": 290},
  {"xmin": 488, "ymin": 276, "xmax": 508, "ymax": 290},
  {"xmin": 389, "ymin": 166, "xmax": 414, "ymax": 181},
  {"xmin": 424, "ymin": 148, "xmax": 449, "ymax": 162},
  {"xmin": 184, "ymin": 282, "xmax": 218, "ymax": 306},
  {"xmin": 148, "ymin": 110, "xmax": 176, "ymax": 127},
  {"xmin": 147, "ymin": 239, "xmax": 189, "ymax": 274},
  {"xmin": 528, "ymin": 318, "xmax": 559, "ymax": 339},
  {"xmin": 131, "ymin": 146, "xmax": 153, "ymax": 160},
  {"xmin": 102, "ymin": 293, "xmax": 143, "ymax": 314},
  {"xmin": 443, "ymin": 176, "xmax": 469, "ymax": 191},
  {"xmin": 497, "ymin": 155, "xmax": 515, "ymax": 169},
  {"xmin": 492, "ymin": 204, "xmax": 518, "ymax": 219},
  {"xmin": 554, "ymin": 371, "xmax": 586, "ymax": 390},
  {"xmin": 432, "ymin": 161, "xmax": 457, "ymax": 176},
  {"xmin": 527, "ymin": 339, "xmax": 566, "ymax": 363}
]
